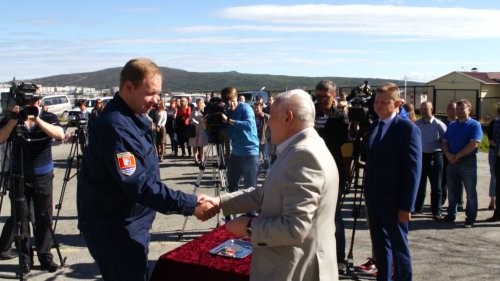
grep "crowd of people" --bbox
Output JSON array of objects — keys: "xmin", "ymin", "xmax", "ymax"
[{"xmin": 0, "ymin": 57, "xmax": 498, "ymax": 281}]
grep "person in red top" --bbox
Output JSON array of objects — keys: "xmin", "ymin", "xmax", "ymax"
[{"xmin": 175, "ymin": 97, "xmax": 192, "ymax": 157}]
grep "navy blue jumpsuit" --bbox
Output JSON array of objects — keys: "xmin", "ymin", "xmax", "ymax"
[{"xmin": 77, "ymin": 94, "xmax": 197, "ymax": 281}]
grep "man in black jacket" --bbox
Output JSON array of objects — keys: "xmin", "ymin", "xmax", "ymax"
[{"xmin": 313, "ymin": 80, "xmax": 349, "ymax": 274}]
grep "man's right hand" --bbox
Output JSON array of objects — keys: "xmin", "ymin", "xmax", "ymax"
[
  {"xmin": 445, "ymin": 152, "xmax": 457, "ymax": 164},
  {"xmin": 194, "ymin": 195, "xmax": 221, "ymax": 221}
]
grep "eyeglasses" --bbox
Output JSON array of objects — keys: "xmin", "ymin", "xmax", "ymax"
[{"xmin": 315, "ymin": 95, "xmax": 332, "ymax": 100}]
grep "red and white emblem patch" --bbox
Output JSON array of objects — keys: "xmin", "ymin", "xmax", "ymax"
[{"xmin": 116, "ymin": 152, "xmax": 136, "ymax": 176}]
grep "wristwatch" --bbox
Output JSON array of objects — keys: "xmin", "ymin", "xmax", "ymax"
[{"xmin": 245, "ymin": 218, "xmax": 253, "ymax": 236}]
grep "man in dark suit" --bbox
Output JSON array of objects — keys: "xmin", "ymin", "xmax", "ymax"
[{"xmin": 364, "ymin": 83, "xmax": 422, "ymax": 281}]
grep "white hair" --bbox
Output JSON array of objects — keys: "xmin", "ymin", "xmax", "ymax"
[{"xmin": 276, "ymin": 89, "xmax": 315, "ymax": 127}]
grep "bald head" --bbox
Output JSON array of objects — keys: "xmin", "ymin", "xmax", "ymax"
[
  {"xmin": 268, "ymin": 89, "xmax": 315, "ymax": 145},
  {"xmin": 275, "ymin": 89, "xmax": 316, "ymax": 128}
]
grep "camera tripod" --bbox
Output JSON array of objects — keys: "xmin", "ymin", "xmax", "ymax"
[
  {"xmin": 339, "ymin": 133, "xmax": 367, "ymax": 281},
  {"xmin": 52, "ymin": 127, "xmax": 86, "ymax": 232},
  {"xmin": 0, "ymin": 124, "xmax": 66, "ymax": 280},
  {"xmin": 177, "ymin": 142, "xmax": 227, "ymax": 240}
]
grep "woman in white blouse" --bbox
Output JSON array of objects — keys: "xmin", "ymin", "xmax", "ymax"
[
  {"xmin": 188, "ymin": 98, "xmax": 209, "ymax": 165},
  {"xmin": 155, "ymin": 101, "xmax": 168, "ymax": 162}
]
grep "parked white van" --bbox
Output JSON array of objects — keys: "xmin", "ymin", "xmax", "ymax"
[{"xmin": 40, "ymin": 94, "xmax": 72, "ymax": 120}]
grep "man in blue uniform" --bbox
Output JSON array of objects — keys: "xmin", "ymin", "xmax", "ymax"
[{"xmin": 77, "ymin": 58, "xmax": 215, "ymax": 281}]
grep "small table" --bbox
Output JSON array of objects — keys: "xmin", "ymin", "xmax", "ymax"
[{"xmin": 150, "ymin": 225, "xmax": 251, "ymax": 281}]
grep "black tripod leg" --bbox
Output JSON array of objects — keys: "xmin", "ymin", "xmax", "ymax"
[
  {"xmin": 53, "ymin": 130, "xmax": 80, "ymax": 232},
  {"xmin": 344, "ymin": 158, "xmax": 366, "ymax": 280},
  {"xmin": 0, "ymin": 141, "xmax": 11, "ymax": 215},
  {"xmin": 53, "ymin": 160, "xmax": 72, "ymax": 232},
  {"xmin": 47, "ymin": 214, "xmax": 66, "ymax": 267},
  {"xmin": 177, "ymin": 144, "xmax": 213, "ymax": 241}
]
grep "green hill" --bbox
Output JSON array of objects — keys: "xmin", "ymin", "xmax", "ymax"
[{"xmin": 18, "ymin": 67, "xmax": 422, "ymax": 92}]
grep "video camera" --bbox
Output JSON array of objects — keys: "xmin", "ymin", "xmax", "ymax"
[
  {"xmin": 204, "ymin": 97, "xmax": 227, "ymax": 144},
  {"xmin": 75, "ymin": 117, "xmax": 88, "ymax": 130},
  {"xmin": 347, "ymin": 84, "xmax": 375, "ymax": 144},
  {"xmin": 8, "ymin": 82, "xmax": 41, "ymax": 122},
  {"xmin": 348, "ymin": 92, "xmax": 373, "ymax": 124}
]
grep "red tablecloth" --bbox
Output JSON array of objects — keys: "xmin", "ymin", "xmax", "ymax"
[{"xmin": 150, "ymin": 225, "xmax": 251, "ymax": 281}]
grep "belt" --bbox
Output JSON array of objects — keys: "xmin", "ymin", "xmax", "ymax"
[{"xmin": 423, "ymin": 151, "xmax": 442, "ymax": 155}]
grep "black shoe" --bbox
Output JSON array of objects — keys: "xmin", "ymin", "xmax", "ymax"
[
  {"xmin": 17, "ymin": 263, "xmax": 30, "ymax": 276},
  {"xmin": 41, "ymin": 260, "xmax": 59, "ymax": 273},
  {"xmin": 338, "ymin": 261, "xmax": 347, "ymax": 275},
  {"xmin": 464, "ymin": 222, "xmax": 474, "ymax": 228},
  {"xmin": 440, "ymin": 215, "xmax": 455, "ymax": 222},
  {"xmin": 432, "ymin": 214, "xmax": 444, "ymax": 221},
  {"xmin": 0, "ymin": 249, "xmax": 18, "ymax": 260}
]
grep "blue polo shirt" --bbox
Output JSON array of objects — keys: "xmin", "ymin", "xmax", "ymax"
[
  {"xmin": 444, "ymin": 117, "xmax": 482, "ymax": 154},
  {"xmin": 226, "ymin": 102, "xmax": 259, "ymax": 156},
  {"xmin": 0, "ymin": 111, "xmax": 60, "ymax": 176}
]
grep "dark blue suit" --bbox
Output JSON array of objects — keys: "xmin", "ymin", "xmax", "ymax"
[{"xmin": 364, "ymin": 115, "xmax": 422, "ymax": 281}]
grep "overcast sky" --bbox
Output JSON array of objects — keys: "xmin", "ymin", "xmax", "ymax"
[{"xmin": 1, "ymin": 0, "xmax": 499, "ymax": 84}]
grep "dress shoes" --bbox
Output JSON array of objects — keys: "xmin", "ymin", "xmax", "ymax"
[
  {"xmin": 432, "ymin": 214, "xmax": 444, "ymax": 221},
  {"xmin": 440, "ymin": 215, "xmax": 455, "ymax": 222},
  {"xmin": 0, "ymin": 249, "xmax": 18, "ymax": 260},
  {"xmin": 41, "ymin": 260, "xmax": 59, "ymax": 273}
]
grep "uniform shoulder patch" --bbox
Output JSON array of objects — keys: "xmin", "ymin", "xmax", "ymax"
[{"xmin": 116, "ymin": 152, "xmax": 136, "ymax": 176}]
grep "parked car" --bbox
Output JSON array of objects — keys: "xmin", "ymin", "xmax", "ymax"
[
  {"xmin": 237, "ymin": 89, "xmax": 269, "ymax": 106},
  {"xmin": 40, "ymin": 94, "xmax": 73, "ymax": 120},
  {"xmin": 67, "ymin": 97, "xmax": 112, "ymax": 126}
]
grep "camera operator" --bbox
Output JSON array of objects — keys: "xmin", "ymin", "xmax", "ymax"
[
  {"xmin": 0, "ymin": 92, "xmax": 64, "ymax": 273},
  {"xmin": 313, "ymin": 80, "xmax": 349, "ymax": 275},
  {"xmin": 220, "ymin": 87, "xmax": 260, "ymax": 221}
]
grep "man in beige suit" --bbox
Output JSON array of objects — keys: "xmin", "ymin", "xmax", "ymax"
[{"xmin": 205, "ymin": 89, "xmax": 339, "ymax": 281}]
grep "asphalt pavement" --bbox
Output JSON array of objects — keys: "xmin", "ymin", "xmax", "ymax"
[{"xmin": 0, "ymin": 139, "xmax": 499, "ymax": 280}]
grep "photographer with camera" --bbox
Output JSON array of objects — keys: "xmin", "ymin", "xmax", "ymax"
[
  {"xmin": 220, "ymin": 87, "xmax": 260, "ymax": 220},
  {"xmin": 0, "ymin": 88, "xmax": 64, "ymax": 274}
]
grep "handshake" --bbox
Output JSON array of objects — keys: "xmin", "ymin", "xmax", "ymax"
[{"xmin": 194, "ymin": 195, "xmax": 221, "ymax": 221}]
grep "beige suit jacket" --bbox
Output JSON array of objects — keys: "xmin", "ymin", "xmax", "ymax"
[{"xmin": 220, "ymin": 128, "xmax": 339, "ymax": 281}]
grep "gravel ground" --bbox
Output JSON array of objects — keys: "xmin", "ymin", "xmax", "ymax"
[{"xmin": 0, "ymin": 138, "xmax": 499, "ymax": 280}]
